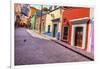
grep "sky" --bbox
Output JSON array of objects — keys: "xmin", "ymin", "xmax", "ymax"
[{"xmin": 30, "ymin": 4, "xmax": 51, "ymax": 10}]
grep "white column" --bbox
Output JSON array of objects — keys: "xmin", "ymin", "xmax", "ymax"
[{"xmin": 87, "ymin": 8, "xmax": 94, "ymax": 52}]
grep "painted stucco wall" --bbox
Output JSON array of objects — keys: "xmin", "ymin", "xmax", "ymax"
[
  {"xmin": 41, "ymin": 14, "xmax": 47, "ymax": 33},
  {"xmin": 62, "ymin": 7, "xmax": 90, "ymax": 49},
  {"xmin": 35, "ymin": 14, "xmax": 47, "ymax": 32},
  {"xmin": 45, "ymin": 13, "xmax": 53, "ymax": 32},
  {"xmin": 35, "ymin": 16, "xmax": 41, "ymax": 31},
  {"xmin": 31, "ymin": 15, "xmax": 36, "ymax": 29},
  {"xmin": 45, "ymin": 8, "xmax": 61, "ymax": 33},
  {"xmin": 58, "ymin": 22, "xmax": 62, "ymax": 32},
  {"xmin": 63, "ymin": 7, "xmax": 90, "ymax": 20},
  {"xmin": 29, "ymin": 7, "xmax": 39, "ymax": 17}
]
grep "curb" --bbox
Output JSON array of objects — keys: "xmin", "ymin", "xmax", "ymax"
[{"xmin": 52, "ymin": 39, "xmax": 94, "ymax": 61}]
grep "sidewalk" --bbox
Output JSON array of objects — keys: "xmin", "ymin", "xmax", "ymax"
[
  {"xmin": 26, "ymin": 29, "xmax": 94, "ymax": 61},
  {"xmin": 26, "ymin": 29, "xmax": 51, "ymax": 40},
  {"xmin": 52, "ymin": 40, "xmax": 94, "ymax": 61}
]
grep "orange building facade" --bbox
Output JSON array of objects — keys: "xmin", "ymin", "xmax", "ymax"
[{"xmin": 61, "ymin": 7, "xmax": 92, "ymax": 52}]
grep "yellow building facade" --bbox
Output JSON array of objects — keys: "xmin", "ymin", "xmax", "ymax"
[
  {"xmin": 45, "ymin": 8, "xmax": 62, "ymax": 39},
  {"xmin": 29, "ymin": 7, "xmax": 39, "ymax": 17}
]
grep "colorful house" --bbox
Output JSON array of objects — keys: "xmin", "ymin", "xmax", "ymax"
[
  {"xmin": 61, "ymin": 7, "xmax": 93, "ymax": 52},
  {"xmin": 30, "ymin": 7, "xmax": 39, "ymax": 29},
  {"xmin": 45, "ymin": 7, "xmax": 62, "ymax": 40},
  {"xmin": 29, "ymin": 7, "xmax": 40, "ymax": 17},
  {"xmin": 35, "ymin": 12, "xmax": 47, "ymax": 33},
  {"xmin": 31, "ymin": 14, "xmax": 36, "ymax": 29},
  {"xmin": 44, "ymin": 6, "xmax": 93, "ymax": 53}
]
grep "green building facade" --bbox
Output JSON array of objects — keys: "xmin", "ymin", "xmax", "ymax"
[{"xmin": 31, "ymin": 15, "xmax": 36, "ymax": 29}]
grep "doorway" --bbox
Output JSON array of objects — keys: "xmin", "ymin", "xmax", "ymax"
[
  {"xmin": 74, "ymin": 27, "xmax": 83, "ymax": 47},
  {"xmin": 53, "ymin": 24, "xmax": 57, "ymax": 37},
  {"xmin": 48, "ymin": 25, "xmax": 50, "ymax": 33},
  {"xmin": 63, "ymin": 26, "xmax": 68, "ymax": 42}
]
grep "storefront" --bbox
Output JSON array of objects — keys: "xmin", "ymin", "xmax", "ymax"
[
  {"xmin": 71, "ymin": 18, "xmax": 89, "ymax": 49},
  {"xmin": 61, "ymin": 7, "xmax": 91, "ymax": 51}
]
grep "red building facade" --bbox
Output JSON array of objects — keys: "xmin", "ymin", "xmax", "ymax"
[{"xmin": 61, "ymin": 7, "xmax": 90, "ymax": 51}]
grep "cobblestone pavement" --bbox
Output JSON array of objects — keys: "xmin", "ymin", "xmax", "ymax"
[{"xmin": 15, "ymin": 28, "xmax": 90, "ymax": 65}]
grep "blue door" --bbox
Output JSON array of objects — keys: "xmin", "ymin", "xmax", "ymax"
[
  {"xmin": 48, "ymin": 25, "xmax": 50, "ymax": 33},
  {"xmin": 53, "ymin": 24, "xmax": 57, "ymax": 37}
]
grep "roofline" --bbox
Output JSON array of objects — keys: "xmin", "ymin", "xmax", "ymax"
[{"xmin": 47, "ymin": 6, "xmax": 62, "ymax": 14}]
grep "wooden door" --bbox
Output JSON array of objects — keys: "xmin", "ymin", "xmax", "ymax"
[{"xmin": 74, "ymin": 27, "xmax": 83, "ymax": 47}]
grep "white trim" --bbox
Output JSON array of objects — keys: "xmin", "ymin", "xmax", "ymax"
[
  {"xmin": 87, "ymin": 23, "xmax": 92, "ymax": 52},
  {"xmin": 71, "ymin": 24, "xmax": 86, "ymax": 49},
  {"xmin": 87, "ymin": 8, "xmax": 94, "ymax": 53},
  {"xmin": 69, "ymin": 17, "xmax": 89, "ymax": 22}
]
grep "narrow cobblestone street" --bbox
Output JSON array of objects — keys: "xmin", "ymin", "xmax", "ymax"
[{"xmin": 15, "ymin": 28, "xmax": 90, "ymax": 65}]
